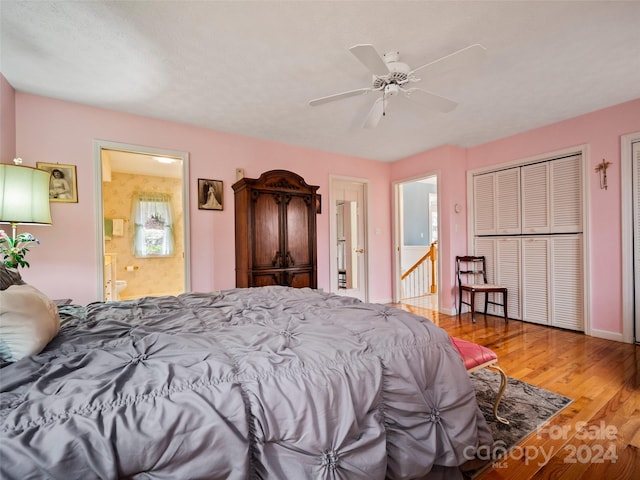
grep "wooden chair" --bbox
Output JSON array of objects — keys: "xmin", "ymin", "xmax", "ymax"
[{"xmin": 456, "ymin": 256, "xmax": 508, "ymax": 323}]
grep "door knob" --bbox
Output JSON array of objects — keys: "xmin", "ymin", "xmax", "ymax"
[{"xmin": 355, "ymin": 248, "xmax": 365, "ymax": 254}]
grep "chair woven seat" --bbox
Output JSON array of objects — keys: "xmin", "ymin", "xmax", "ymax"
[{"xmin": 460, "ymin": 283, "xmax": 503, "ymax": 291}]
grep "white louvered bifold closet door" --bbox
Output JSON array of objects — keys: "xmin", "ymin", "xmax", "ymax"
[
  {"xmin": 521, "ymin": 238, "xmax": 550, "ymax": 325},
  {"xmin": 550, "ymin": 235, "xmax": 584, "ymax": 331},
  {"xmin": 473, "ymin": 237, "xmax": 521, "ymax": 319},
  {"xmin": 522, "ymin": 162, "xmax": 550, "ymax": 234},
  {"xmin": 550, "ymin": 155, "xmax": 582, "ymax": 233},
  {"xmin": 472, "ymin": 153, "xmax": 584, "ymax": 330},
  {"xmin": 496, "ymin": 168, "xmax": 521, "ymax": 235},
  {"xmin": 473, "ymin": 237, "xmax": 496, "ymax": 314},
  {"xmin": 633, "ymin": 141, "xmax": 640, "ymax": 342},
  {"xmin": 474, "ymin": 173, "xmax": 496, "ymax": 235},
  {"xmin": 496, "ymin": 237, "xmax": 521, "ymax": 319}
]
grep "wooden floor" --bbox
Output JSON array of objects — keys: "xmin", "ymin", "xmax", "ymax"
[{"xmin": 391, "ymin": 302, "xmax": 640, "ymax": 480}]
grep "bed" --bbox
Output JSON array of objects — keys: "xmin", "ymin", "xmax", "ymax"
[{"xmin": 0, "ymin": 285, "xmax": 492, "ymax": 479}]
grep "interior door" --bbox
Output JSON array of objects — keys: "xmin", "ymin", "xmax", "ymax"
[
  {"xmin": 633, "ymin": 141, "xmax": 640, "ymax": 343},
  {"xmin": 330, "ymin": 178, "xmax": 368, "ymax": 302}
]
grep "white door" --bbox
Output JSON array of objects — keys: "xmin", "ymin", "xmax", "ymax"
[
  {"xmin": 521, "ymin": 237, "xmax": 550, "ymax": 324},
  {"xmin": 550, "ymin": 235, "xmax": 583, "ymax": 331},
  {"xmin": 330, "ymin": 178, "xmax": 368, "ymax": 301},
  {"xmin": 473, "ymin": 236, "xmax": 521, "ymax": 319},
  {"xmin": 633, "ymin": 141, "xmax": 640, "ymax": 343},
  {"xmin": 473, "ymin": 173, "xmax": 496, "ymax": 235}
]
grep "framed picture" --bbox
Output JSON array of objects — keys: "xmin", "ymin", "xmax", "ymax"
[
  {"xmin": 36, "ymin": 162, "xmax": 78, "ymax": 203},
  {"xmin": 198, "ymin": 179, "xmax": 223, "ymax": 210}
]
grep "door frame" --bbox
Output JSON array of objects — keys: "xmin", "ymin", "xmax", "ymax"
[
  {"xmin": 93, "ymin": 139, "xmax": 191, "ymax": 301},
  {"xmin": 392, "ymin": 172, "xmax": 441, "ymax": 307},
  {"xmin": 329, "ymin": 175, "xmax": 369, "ymax": 302},
  {"xmin": 621, "ymin": 131, "xmax": 640, "ymax": 344}
]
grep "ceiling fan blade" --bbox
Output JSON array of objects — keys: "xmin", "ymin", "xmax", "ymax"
[
  {"xmin": 309, "ymin": 87, "xmax": 372, "ymax": 106},
  {"xmin": 349, "ymin": 44, "xmax": 390, "ymax": 76},
  {"xmin": 410, "ymin": 43, "xmax": 486, "ymax": 77},
  {"xmin": 362, "ymin": 97, "xmax": 385, "ymax": 129},
  {"xmin": 403, "ymin": 88, "xmax": 458, "ymax": 113}
]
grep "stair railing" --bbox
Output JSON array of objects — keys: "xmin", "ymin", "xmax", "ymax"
[{"xmin": 400, "ymin": 241, "xmax": 438, "ymax": 299}]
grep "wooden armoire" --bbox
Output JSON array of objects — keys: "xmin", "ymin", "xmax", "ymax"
[{"xmin": 232, "ymin": 170, "xmax": 319, "ymax": 288}]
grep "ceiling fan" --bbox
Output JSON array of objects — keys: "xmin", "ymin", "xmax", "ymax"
[{"xmin": 309, "ymin": 43, "xmax": 486, "ymax": 128}]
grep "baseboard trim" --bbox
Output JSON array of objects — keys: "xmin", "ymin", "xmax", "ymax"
[
  {"xmin": 589, "ymin": 328, "xmax": 628, "ymax": 344},
  {"xmin": 375, "ymin": 297, "xmax": 393, "ymax": 304}
]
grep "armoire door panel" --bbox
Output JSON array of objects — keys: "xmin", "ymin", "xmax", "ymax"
[
  {"xmin": 285, "ymin": 195, "xmax": 312, "ymax": 267},
  {"xmin": 288, "ymin": 270, "xmax": 313, "ymax": 288},
  {"xmin": 252, "ymin": 191, "xmax": 282, "ymax": 269},
  {"xmin": 251, "ymin": 271, "xmax": 282, "ymax": 287}
]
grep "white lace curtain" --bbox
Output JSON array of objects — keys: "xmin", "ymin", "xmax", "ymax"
[{"xmin": 131, "ymin": 192, "xmax": 174, "ymax": 257}]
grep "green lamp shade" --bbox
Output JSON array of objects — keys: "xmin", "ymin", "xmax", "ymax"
[{"xmin": 0, "ymin": 164, "xmax": 52, "ymax": 225}]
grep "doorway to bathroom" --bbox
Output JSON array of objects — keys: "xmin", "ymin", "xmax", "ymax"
[{"xmin": 94, "ymin": 140, "xmax": 190, "ymax": 301}]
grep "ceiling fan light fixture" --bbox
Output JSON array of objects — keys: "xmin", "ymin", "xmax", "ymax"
[{"xmin": 385, "ymin": 84, "xmax": 400, "ymax": 97}]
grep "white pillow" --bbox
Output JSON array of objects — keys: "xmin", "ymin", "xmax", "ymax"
[{"xmin": 0, "ymin": 284, "xmax": 60, "ymax": 362}]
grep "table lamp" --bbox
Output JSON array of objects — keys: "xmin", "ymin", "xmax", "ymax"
[{"xmin": 0, "ymin": 158, "xmax": 52, "ymax": 268}]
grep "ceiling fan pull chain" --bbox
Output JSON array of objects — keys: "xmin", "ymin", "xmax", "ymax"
[{"xmin": 382, "ymin": 89, "xmax": 386, "ymax": 117}]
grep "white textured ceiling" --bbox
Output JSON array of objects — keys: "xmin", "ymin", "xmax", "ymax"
[{"xmin": 2, "ymin": 1, "xmax": 639, "ymax": 162}]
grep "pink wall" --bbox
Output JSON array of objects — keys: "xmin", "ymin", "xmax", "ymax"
[
  {"xmin": 392, "ymin": 98, "xmax": 640, "ymax": 337},
  {"xmin": 11, "ymin": 92, "xmax": 393, "ymax": 305},
  {"xmin": 0, "ymin": 75, "xmax": 16, "ymax": 161}
]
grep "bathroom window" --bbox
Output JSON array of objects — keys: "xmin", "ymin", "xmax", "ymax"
[{"xmin": 131, "ymin": 192, "xmax": 174, "ymax": 257}]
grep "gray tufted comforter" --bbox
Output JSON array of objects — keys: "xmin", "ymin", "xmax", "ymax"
[{"xmin": 0, "ymin": 287, "xmax": 491, "ymax": 479}]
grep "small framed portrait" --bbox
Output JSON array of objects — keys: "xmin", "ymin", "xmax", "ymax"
[
  {"xmin": 198, "ymin": 179, "xmax": 223, "ymax": 210},
  {"xmin": 36, "ymin": 162, "xmax": 78, "ymax": 203}
]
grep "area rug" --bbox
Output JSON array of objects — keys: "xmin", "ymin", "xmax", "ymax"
[{"xmin": 464, "ymin": 369, "xmax": 573, "ymax": 478}]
